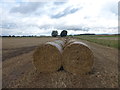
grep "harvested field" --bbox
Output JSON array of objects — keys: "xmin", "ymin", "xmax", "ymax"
[{"xmin": 2, "ymin": 37, "xmax": 118, "ymax": 88}]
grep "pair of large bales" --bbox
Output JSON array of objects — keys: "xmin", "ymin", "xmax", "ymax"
[{"xmin": 33, "ymin": 39, "xmax": 94, "ymax": 75}]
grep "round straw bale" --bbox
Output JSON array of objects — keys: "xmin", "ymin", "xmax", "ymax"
[
  {"xmin": 33, "ymin": 41, "xmax": 63, "ymax": 73},
  {"xmin": 64, "ymin": 39, "xmax": 76, "ymax": 47},
  {"xmin": 62, "ymin": 41, "xmax": 94, "ymax": 75}
]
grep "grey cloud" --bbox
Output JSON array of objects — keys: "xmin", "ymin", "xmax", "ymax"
[
  {"xmin": 10, "ymin": 2, "xmax": 46, "ymax": 14},
  {"xmin": 1, "ymin": 23, "xmax": 18, "ymax": 29},
  {"xmin": 56, "ymin": 25, "xmax": 90, "ymax": 31},
  {"xmin": 54, "ymin": 2, "xmax": 66, "ymax": 5},
  {"xmin": 9, "ymin": 1, "xmax": 80, "ymax": 18},
  {"xmin": 38, "ymin": 24, "xmax": 89, "ymax": 31},
  {"xmin": 103, "ymin": 1, "xmax": 118, "ymax": 16},
  {"xmin": 110, "ymin": 4, "xmax": 118, "ymax": 15},
  {"xmin": 84, "ymin": 16, "xmax": 91, "ymax": 19},
  {"xmin": 51, "ymin": 7, "xmax": 81, "ymax": 19},
  {"xmin": 38, "ymin": 24, "xmax": 52, "ymax": 29}
]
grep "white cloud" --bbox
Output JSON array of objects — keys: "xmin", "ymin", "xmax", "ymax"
[{"xmin": 0, "ymin": 0, "xmax": 119, "ymax": 36}]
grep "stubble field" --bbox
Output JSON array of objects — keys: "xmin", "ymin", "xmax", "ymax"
[{"xmin": 2, "ymin": 37, "xmax": 119, "ymax": 88}]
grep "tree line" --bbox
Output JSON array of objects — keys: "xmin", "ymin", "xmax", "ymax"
[{"xmin": 1, "ymin": 30, "xmax": 68, "ymax": 37}]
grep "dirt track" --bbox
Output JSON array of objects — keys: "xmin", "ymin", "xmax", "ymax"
[{"xmin": 2, "ymin": 37, "xmax": 118, "ymax": 88}]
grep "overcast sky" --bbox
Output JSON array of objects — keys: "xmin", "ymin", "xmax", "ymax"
[{"xmin": 0, "ymin": 0, "xmax": 119, "ymax": 36}]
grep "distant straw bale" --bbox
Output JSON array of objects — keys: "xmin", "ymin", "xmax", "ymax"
[{"xmin": 64, "ymin": 39, "xmax": 76, "ymax": 47}]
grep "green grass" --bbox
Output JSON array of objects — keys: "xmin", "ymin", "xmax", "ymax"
[
  {"xmin": 86, "ymin": 39, "xmax": 119, "ymax": 49},
  {"xmin": 94, "ymin": 35, "xmax": 120, "ymax": 38},
  {"xmin": 73, "ymin": 35, "xmax": 120, "ymax": 49},
  {"xmin": 74, "ymin": 35, "xmax": 120, "ymax": 38}
]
